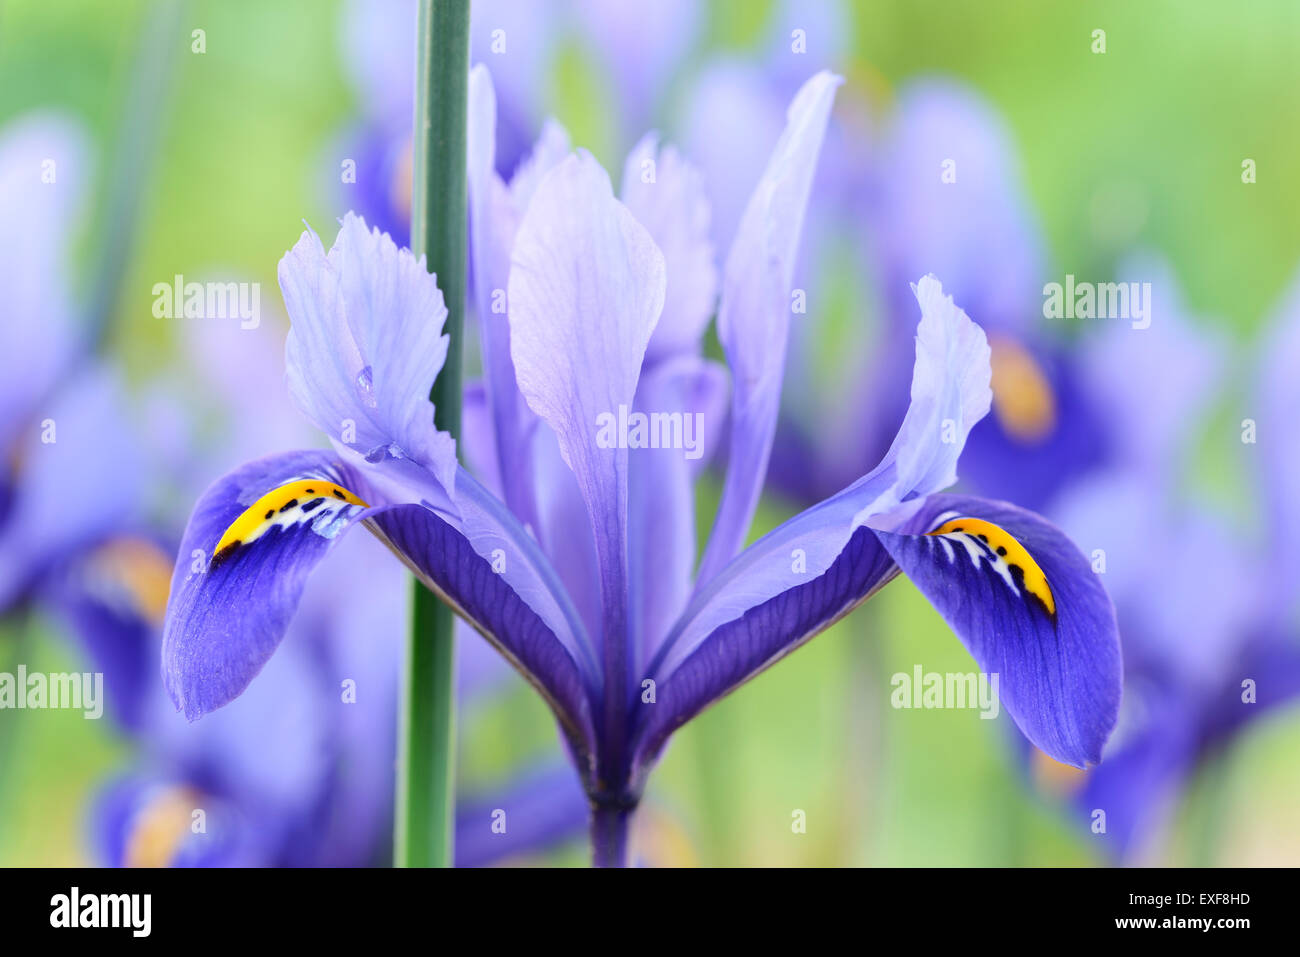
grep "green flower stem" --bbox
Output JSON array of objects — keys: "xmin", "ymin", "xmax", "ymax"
[{"xmin": 397, "ymin": 0, "xmax": 469, "ymax": 869}]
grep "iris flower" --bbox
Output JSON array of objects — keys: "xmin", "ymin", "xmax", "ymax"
[
  {"xmin": 1031, "ymin": 265, "xmax": 1300, "ymax": 860},
  {"xmin": 162, "ymin": 67, "xmax": 1121, "ymax": 866},
  {"xmin": 0, "ymin": 113, "xmax": 177, "ymax": 732}
]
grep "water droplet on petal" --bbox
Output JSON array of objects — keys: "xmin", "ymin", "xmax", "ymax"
[
  {"xmin": 364, "ymin": 442, "xmax": 406, "ymax": 464},
  {"xmin": 355, "ymin": 365, "xmax": 377, "ymax": 408}
]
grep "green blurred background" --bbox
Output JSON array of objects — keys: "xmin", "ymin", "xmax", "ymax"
[{"xmin": 1, "ymin": 0, "xmax": 1298, "ymax": 866}]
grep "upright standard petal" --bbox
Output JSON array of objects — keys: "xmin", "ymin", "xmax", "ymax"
[
  {"xmin": 620, "ymin": 133, "xmax": 717, "ymax": 364},
  {"xmin": 628, "ymin": 356, "xmax": 728, "ymax": 667},
  {"xmin": 873, "ymin": 493, "xmax": 1121, "ymax": 768},
  {"xmin": 878, "ymin": 275, "xmax": 992, "ymax": 504},
  {"xmin": 279, "ymin": 212, "xmax": 457, "ymax": 492},
  {"xmin": 467, "ymin": 65, "xmax": 563, "ymax": 531},
  {"xmin": 697, "ymin": 70, "xmax": 842, "ymax": 585},
  {"xmin": 507, "ymin": 150, "xmax": 666, "ymax": 768}
]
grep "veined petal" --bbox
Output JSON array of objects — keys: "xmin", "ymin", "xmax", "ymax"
[
  {"xmin": 629, "ymin": 355, "xmax": 728, "ymax": 667},
  {"xmin": 162, "ymin": 451, "xmax": 369, "ymax": 719},
  {"xmin": 467, "ymin": 65, "xmax": 558, "ymax": 531},
  {"xmin": 874, "ymin": 493, "xmax": 1121, "ymax": 768},
  {"xmin": 459, "ymin": 378, "xmax": 501, "ymax": 495},
  {"xmin": 632, "ymin": 524, "xmax": 897, "ymax": 783},
  {"xmin": 650, "ymin": 275, "xmax": 991, "ymax": 683},
  {"xmin": 507, "ymin": 149, "xmax": 667, "ymax": 746},
  {"xmin": 697, "ymin": 70, "xmax": 842, "ymax": 585},
  {"xmin": 531, "ymin": 422, "xmax": 603, "ymax": 643},
  {"xmin": 875, "ymin": 274, "xmax": 992, "ymax": 508},
  {"xmin": 163, "ymin": 452, "xmax": 600, "ymax": 763},
  {"xmin": 620, "ymin": 133, "xmax": 717, "ymax": 364},
  {"xmin": 443, "ymin": 465, "xmax": 601, "ymax": 690},
  {"xmin": 366, "ymin": 496, "xmax": 599, "ymax": 770},
  {"xmin": 279, "ymin": 212, "xmax": 457, "ymax": 492}
]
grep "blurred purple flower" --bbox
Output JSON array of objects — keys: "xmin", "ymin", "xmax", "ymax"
[
  {"xmin": 0, "ymin": 115, "xmax": 144, "ymax": 614},
  {"xmin": 0, "ymin": 114, "xmax": 175, "ymax": 735},
  {"xmin": 686, "ymin": 59, "xmax": 1112, "ymax": 512},
  {"xmin": 1022, "ymin": 263, "xmax": 1300, "ymax": 861},
  {"xmin": 331, "ymin": 0, "xmax": 701, "ymax": 247}
]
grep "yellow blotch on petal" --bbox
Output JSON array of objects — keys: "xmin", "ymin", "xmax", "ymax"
[
  {"xmin": 213, "ymin": 479, "xmax": 369, "ymax": 561},
  {"xmin": 89, "ymin": 537, "xmax": 174, "ymax": 626},
  {"xmin": 928, "ymin": 516, "xmax": 1055, "ymax": 617},
  {"xmin": 989, "ymin": 334, "xmax": 1057, "ymax": 442},
  {"xmin": 124, "ymin": 786, "xmax": 201, "ymax": 869}
]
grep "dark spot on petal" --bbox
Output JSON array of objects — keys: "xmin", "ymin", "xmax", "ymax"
[
  {"xmin": 299, "ymin": 497, "xmax": 325, "ymax": 514},
  {"xmin": 977, "ymin": 534, "xmax": 988, "ymax": 543},
  {"xmin": 997, "ymin": 546, "xmax": 1007, "ymax": 556},
  {"xmin": 264, "ymin": 510, "xmax": 274, "ymax": 520},
  {"xmin": 333, "ymin": 488, "xmax": 347, "ymax": 500},
  {"xmin": 210, "ymin": 541, "xmax": 240, "ymax": 570},
  {"xmin": 279, "ymin": 499, "xmax": 299, "ymax": 512}
]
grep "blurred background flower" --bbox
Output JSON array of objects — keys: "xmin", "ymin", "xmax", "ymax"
[{"xmin": 1, "ymin": 0, "xmax": 1298, "ymax": 866}]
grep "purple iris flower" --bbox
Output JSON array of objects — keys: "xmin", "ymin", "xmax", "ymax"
[
  {"xmin": 0, "ymin": 114, "xmax": 137, "ymax": 612},
  {"xmin": 872, "ymin": 80, "xmax": 1110, "ymax": 512},
  {"xmin": 1022, "ymin": 263, "xmax": 1300, "ymax": 861},
  {"xmin": 0, "ymin": 113, "xmax": 179, "ymax": 732},
  {"xmin": 162, "ymin": 67, "xmax": 1121, "ymax": 865}
]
